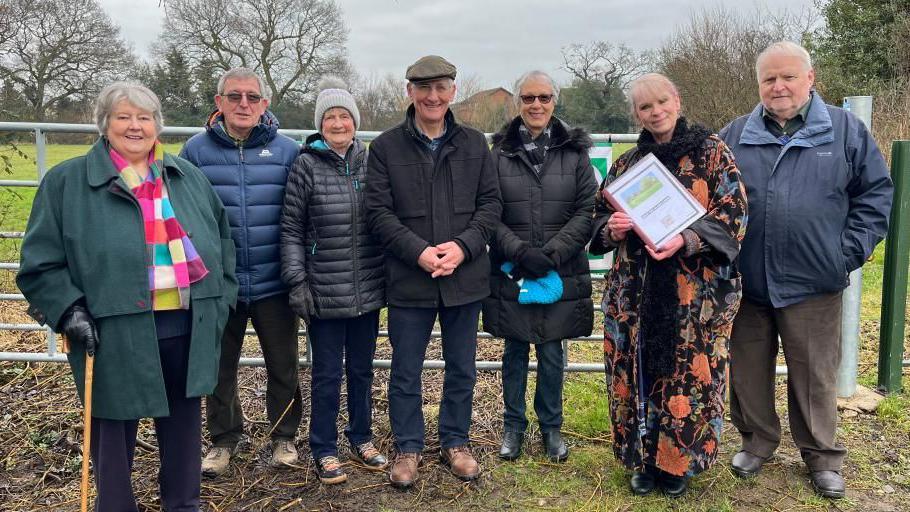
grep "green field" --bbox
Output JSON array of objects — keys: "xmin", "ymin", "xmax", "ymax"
[{"xmin": 0, "ymin": 141, "xmax": 907, "ymax": 511}]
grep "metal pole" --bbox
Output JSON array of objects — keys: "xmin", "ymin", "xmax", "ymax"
[
  {"xmin": 878, "ymin": 140, "xmax": 910, "ymax": 393},
  {"xmin": 837, "ymin": 96, "xmax": 873, "ymax": 397},
  {"xmin": 33, "ymin": 127, "xmax": 59, "ymax": 357}
]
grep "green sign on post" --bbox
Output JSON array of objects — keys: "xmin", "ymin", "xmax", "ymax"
[{"xmin": 588, "ymin": 142, "xmax": 613, "ymax": 273}]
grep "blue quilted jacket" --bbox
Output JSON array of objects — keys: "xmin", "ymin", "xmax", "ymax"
[{"xmin": 180, "ymin": 110, "xmax": 299, "ymax": 303}]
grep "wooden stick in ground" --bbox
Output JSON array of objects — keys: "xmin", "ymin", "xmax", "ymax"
[{"xmin": 80, "ymin": 350, "xmax": 95, "ymax": 512}]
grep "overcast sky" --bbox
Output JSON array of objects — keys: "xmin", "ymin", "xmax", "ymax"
[{"xmin": 101, "ymin": 0, "xmax": 817, "ymax": 90}]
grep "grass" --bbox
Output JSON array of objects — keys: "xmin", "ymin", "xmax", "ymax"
[{"xmin": 0, "ymin": 140, "xmax": 907, "ymax": 511}]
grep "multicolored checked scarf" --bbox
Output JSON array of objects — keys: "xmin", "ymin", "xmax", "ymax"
[{"xmin": 109, "ymin": 142, "xmax": 209, "ymax": 310}]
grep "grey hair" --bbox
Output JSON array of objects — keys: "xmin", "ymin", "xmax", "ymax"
[
  {"xmin": 626, "ymin": 73, "xmax": 680, "ymax": 118},
  {"xmin": 94, "ymin": 81, "xmax": 164, "ymax": 135},
  {"xmin": 217, "ymin": 67, "xmax": 270, "ymax": 100},
  {"xmin": 513, "ymin": 70, "xmax": 560, "ymax": 107},
  {"xmin": 755, "ymin": 41, "xmax": 813, "ymax": 79}
]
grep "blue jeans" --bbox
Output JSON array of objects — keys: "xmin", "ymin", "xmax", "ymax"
[
  {"xmin": 502, "ymin": 338, "xmax": 565, "ymax": 433},
  {"xmin": 307, "ymin": 310, "xmax": 380, "ymax": 459},
  {"xmin": 387, "ymin": 302, "xmax": 481, "ymax": 453}
]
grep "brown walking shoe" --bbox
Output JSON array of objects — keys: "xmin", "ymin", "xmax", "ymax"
[
  {"xmin": 389, "ymin": 452, "xmax": 421, "ymax": 489},
  {"xmin": 201, "ymin": 445, "xmax": 235, "ymax": 478},
  {"xmin": 440, "ymin": 445, "xmax": 480, "ymax": 481}
]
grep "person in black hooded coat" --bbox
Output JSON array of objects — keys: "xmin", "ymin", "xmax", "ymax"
[{"xmin": 482, "ymin": 70, "xmax": 597, "ymax": 464}]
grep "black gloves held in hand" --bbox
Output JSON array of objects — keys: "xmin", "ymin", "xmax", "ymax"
[
  {"xmin": 289, "ymin": 284, "xmax": 315, "ymax": 324},
  {"xmin": 60, "ymin": 304, "xmax": 99, "ymax": 356},
  {"xmin": 516, "ymin": 247, "xmax": 555, "ymax": 279}
]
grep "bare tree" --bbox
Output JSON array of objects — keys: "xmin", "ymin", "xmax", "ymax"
[
  {"xmin": 656, "ymin": 5, "xmax": 816, "ymax": 130},
  {"xmin": 454, "ymin": 73, "xmax": 487, "ymax": 103},
  {"xmin": 353, "ymin": 72, "xmax": 408, "ymax": 131},
  {"xmin": 561, "ymin": 41, "xmax": 649, "ymax": 90},
  {"xmin": 160, "ymin": 0, "xmax": 348, "ymax": 107},
  {"xmin": 0, "ymin": 0, "xmax": 134, "ymax": 121}
]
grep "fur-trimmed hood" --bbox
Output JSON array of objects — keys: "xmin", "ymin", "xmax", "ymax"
[{"xmin": 492, "ymin": 115, "xmax": 592, "ymax": 155}]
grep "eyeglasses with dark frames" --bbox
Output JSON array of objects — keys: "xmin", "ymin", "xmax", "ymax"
[
  {"xmin": 223, "ymin": 92, "xmax": 264, "ymax": 104},
  {"xmin": 519, "ymin": 94, "xmax": 554, "ymax": 105}
]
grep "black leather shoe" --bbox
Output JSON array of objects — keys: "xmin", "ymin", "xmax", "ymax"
[
  {"xmin": 498, "ymin": 431, "xmax": 524, "ymax": 461},
  {"xmin": 810, "ymin": 470, "xmax": 845, "ymax": 499},
  {"xmin": 657, "ymin": 470, "xmax": 687, "ymax": 498},
  {"xmin": 630, "ymin": 470, "xmax": 656, "ymax": 495},
  {"xmin": 541, "ymin": 431, "xmax": 568, "ymax": 462},
  {"xmin": 731, "ymin": 450, "xmax": 768, "ymax": 478}
]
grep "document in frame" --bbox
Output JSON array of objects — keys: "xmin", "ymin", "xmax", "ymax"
[{"xmin": 603, "ymin": 153, "xmax": 706, "ymax": 250}]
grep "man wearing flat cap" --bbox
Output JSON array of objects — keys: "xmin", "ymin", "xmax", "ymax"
[{"xmin": 365, "ymin": 55, "xmax": 502, "ymax": 488}]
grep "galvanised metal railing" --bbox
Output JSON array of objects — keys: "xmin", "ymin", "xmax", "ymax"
[{"xmin": 2, "ymin": 121, "xmax": 889, "ymax": 380}]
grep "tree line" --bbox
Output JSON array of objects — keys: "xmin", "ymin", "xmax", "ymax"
[{"xmin": 0, "ymin": 0, "xmax": 907, "ymax": 145}]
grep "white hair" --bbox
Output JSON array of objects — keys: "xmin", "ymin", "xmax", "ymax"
[
  {"xmin": 755, "ymin": 41, "xmax": 813, "ymax": 80},
  {"xmin": 513, "ymin": 70, "xmax": 560, "ymax": 107},
  {"xmin": 94, "ymin": 81, "xmax": 164, "ymax": 135},
  {"xmin": 217, "ymin": 67, "xmax": 270, "ymax": 100}
]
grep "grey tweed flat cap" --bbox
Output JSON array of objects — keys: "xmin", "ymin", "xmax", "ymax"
[{"xmin": 406, "ymin": 55, "xmax": 457, "ymax": 82}]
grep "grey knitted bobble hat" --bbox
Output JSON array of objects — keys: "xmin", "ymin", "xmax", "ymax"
[{"xmin": 314, "ymin": 77, "xmax": 360, "ymax": 131}]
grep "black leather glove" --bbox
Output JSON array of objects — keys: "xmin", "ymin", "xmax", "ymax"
[
  {"xmin": 60, "ymin": 304, "xmax": 99, "ymax": 357},
  {"xmin": 517, "ymin": 247, "xmax": 554, "ymax": 279},
  {"xmin": 289, "ymin": 283, "xmax": 315, "ymax": 324}
]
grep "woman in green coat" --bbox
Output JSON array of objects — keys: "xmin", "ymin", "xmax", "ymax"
[{"xmin": 17, "ymin": 82, "xmax": 237, "ymax": 511}]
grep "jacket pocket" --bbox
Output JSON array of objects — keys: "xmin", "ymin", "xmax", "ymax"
[{"xmin": 450, "ymin": 157, "xmax": 482, "ymax": 214}]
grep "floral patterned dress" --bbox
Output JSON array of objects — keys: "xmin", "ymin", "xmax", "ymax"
[{"xmin": 590, "ymin": 122, "xmax": 748, "ymax": 476}]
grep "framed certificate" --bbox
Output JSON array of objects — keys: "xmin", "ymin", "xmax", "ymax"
[{"xmin": 603, "ymin": 153, "xmax": 706, "ymax": 250}]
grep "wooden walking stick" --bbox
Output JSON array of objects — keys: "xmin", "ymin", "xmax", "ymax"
[
  {"xmin": 63, "ymin": 334, "xmax": 94, "ymax": 512},
  {"xmin": 80, "ymin": 348, "xmax": 95, "ymax": 512}
]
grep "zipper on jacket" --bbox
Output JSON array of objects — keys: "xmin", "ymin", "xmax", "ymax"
[
  {"xmin": 309, "ymin": 223, "xmax": 318, "ymax": 255},
  {"xmin": 237, "ymin": 141, "xmax": 252, "ymax": 300},
  {"xmin": 346, "ymin": 158, "xmax": 363, "ymax": 314}
]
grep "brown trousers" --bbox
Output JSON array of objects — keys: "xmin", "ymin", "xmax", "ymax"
[{"xmin": 729, "ymin": 292, "xmax": 847, "ymax": 471}]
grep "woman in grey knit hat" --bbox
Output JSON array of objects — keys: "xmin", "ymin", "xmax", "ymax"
[{"xmin": 280, "ymin": 77, "xmax": 387, "ymax": 484}]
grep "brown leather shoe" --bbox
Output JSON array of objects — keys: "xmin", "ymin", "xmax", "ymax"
[
  {"xmin": 389, "ymin": 452, "xmax": 421, "ymax": 489},
  {"xmin": 440, "ymin": 445, "xmax": 481, "ymax": 481}
]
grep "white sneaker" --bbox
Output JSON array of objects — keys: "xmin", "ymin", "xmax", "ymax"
[
  {"xmin": 201, "ymin": 446, "xmax": 234, "ymax": 478},
  {"xmin": 270, "ymin": 439, "xmax": 298, "ymax": 468}
]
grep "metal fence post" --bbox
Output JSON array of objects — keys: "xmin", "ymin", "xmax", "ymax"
[
  {"xmin": 878, "ymin": 140, "xmax": 910, "ymax": 393},
  {"xmin": 837, "ymin": 96, "xmax": 873, "ymax": 397},
  {"xmin": 32, "ymin": 127, "xmax": 58, "ymax": 357}
]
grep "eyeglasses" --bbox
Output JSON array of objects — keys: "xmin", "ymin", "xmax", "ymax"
[
  {"xmin": 520, "ymin": 94, "xmax": 554, "ymax": 105},
  {"xmin": 223, "ymin": 92, "xmax": 264, "ymax": 104}
]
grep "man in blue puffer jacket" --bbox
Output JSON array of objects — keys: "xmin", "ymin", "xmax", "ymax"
[{"xmin": 180, "ymin": 67, "xmax": 302, "ymax": 477}]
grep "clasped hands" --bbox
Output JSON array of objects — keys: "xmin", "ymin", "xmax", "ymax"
[
  {"xmin": 418, "ymin": 241, "xmax": 465, "ymax": 278},
  {"xmin": 605, "ymin": 212, "xmax": 684, "ymax": 261}
]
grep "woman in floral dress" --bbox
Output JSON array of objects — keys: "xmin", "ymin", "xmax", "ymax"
[{"xmin": 589, "ymin": 73, "xmax": 748, "ymax": 497}]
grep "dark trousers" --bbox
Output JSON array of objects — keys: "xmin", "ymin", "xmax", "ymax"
[
  {"xmin": 91, "ymin": 334, "xmax": 201, "ymax": 512},
  {"xmin": 388, "ymin": 301, "xmax": 481, "ymax": 453},
  {"xmin": 502, "ymin": 338, "xmax": 565, "ymax": 433},
  {"xmin": 206, "ymin": 294, "xmax": 301, "ymax": 447},
  {"xmin": 729, "ymin": 292, "xmax": 847, "ymax": 471},
  {"xmin": 307, "ymin": 310, "xmax": 380, "ymax": 459}
]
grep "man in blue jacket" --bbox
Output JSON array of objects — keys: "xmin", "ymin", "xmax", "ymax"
[
  {"xmin": 181, "ymin": 67, "xmax": 302, "ymax": 477},
  {"xmin": 720, "ymin": 42, "xmax": 893, "ymax": 499}
]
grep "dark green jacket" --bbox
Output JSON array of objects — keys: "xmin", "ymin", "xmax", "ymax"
[{"xmin": 17, "ymin": 139, "xmax": 238, "ymax": 420}]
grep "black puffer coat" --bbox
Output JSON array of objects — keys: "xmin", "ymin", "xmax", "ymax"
[
  {"xmin": 280, "ymin": 135, "xmax": 384, "ymax": 319},
  {"xmin": 482, "ymin": 117, "xmax": 597, "ymax": 343}
]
